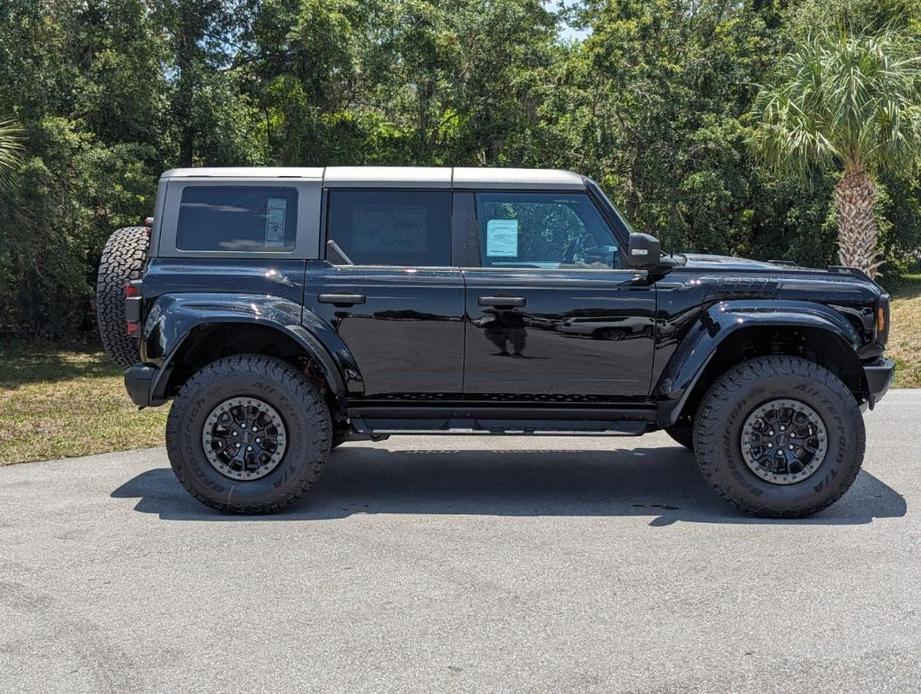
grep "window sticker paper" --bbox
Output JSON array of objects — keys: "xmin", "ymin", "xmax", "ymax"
[
  {"xmin": 265, "ymin": 198, "xmax": 287, "ymax": 247},
  {"xmin": 486, "ymin": 219, "xmax": 519, "ymax": 257}
]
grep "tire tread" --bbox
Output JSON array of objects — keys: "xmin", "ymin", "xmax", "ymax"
[{"xmin": 96, "ymin": 226, "xmax": 149, "ymax": 367}]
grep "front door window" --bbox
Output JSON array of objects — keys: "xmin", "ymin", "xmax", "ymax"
[{"xmin": 476, "ymin": 192, "xmax": 619, "ymax": 270}]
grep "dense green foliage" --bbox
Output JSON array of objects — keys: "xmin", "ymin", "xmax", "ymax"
[{"xmin": 1, "ymin": 0, "xmax": 920, "ymax": 336}]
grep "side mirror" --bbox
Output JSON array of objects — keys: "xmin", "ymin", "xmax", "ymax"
[{"xmin": 626, "ymin": 232, "xmax": 662, "ymax": 270}]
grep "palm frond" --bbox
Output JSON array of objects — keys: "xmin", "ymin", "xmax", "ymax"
[
  {"xmin": 0, "ymin": 118, "xmax": 24, "ymax": 189},
  {"xmin": 749, "ymin": 28, "xmax": 921, "ymax": 178}
]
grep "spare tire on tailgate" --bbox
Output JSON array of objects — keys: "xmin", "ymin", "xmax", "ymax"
[{"xmin": 96, "ymin": 225, "xmax": 150, "ymax": 368}]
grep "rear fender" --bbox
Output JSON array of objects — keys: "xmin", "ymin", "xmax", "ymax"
[
  {"xmin": 142, "ymin": 294, "xmax": 362, "ymax": 411},
  {"xmin": 655, "ymin": 299, "xmax": 865, "ymax": 426}
]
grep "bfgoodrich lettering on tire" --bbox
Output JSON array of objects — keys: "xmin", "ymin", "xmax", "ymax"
[
  {"xmin": 165, "ymin": 354, "xmax": 332, "ymax": 514},
  {"xmin": 692, "ymin": 356, "xmax": 865, "ymax": 518}
]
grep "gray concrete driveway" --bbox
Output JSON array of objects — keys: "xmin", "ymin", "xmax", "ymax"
[{"xmin": 1, "ymin": 391, "xmax": 919, "ymax": 693}]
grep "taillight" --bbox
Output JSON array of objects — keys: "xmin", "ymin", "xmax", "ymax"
[{"xmin": 125, "ymin": 280, "xmax": 143, "ymax": 337}]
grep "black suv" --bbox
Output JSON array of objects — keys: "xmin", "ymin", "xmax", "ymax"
[{"xmin": 96, "ymin": 166, "xmax": 894, "ymax": 516}]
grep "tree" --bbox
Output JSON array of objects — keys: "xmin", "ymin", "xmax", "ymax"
[
  {"xmin": 155, "ymin": 0, "xmax": 259, "ymax": 166},
  {"xmin": 751, "ymin": 29, "xmax": 921, "ymax": 276},
  {"xmin": 562, "ymin": 0, "xmax": 788, "ymax": 257},
  {"xmin": 0, "ymin": 118, "xmax": 22, "ymax": 188}
]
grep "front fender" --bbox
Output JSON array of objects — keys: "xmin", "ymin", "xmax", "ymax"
[
  {"xmin": 141, "ymin": 293, "xmax": 360, "ymax": 410},
  {"xmin": 655, "ymin": 299, "xmax": 864, "ymax": 426}
]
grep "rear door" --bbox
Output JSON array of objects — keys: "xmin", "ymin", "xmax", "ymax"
[
  {"xmin": 303, "ymin": 187, "xmax": 465, "ymax": 399},
  {"xmin": 459, "ymin": 190, "xmax": 656, "ymax": 399}
]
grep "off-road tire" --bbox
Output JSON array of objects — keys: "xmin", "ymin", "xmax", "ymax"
[
  {"xmin": 96, "ymin": 226, "xmax": 149, "ymax": 367},
  {"xmin": 665, "ymin": 419, "xmax": 694, "ymax": 451},
  {"xmin": 166, "ymin": 354, "xmax": 332, "ymax": 514},
  {"xmin": 693, "ymin": 356, "xmax": 865, "ymax": 518}
]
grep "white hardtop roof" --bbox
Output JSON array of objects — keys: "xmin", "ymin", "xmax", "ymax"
[
  {"xmin": 161, "ymin": 167, "xmax": 324, "ymax": 179},
  {"xmin": 160, "ymin": 166, "xmax": 585, "ymax": 190}
]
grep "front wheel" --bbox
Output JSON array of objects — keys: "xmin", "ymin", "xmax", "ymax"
[
  {"xmin": 693, "ymin": 356, "xmax": 865, "ymax": 518},
  {"xmin": 166, "ymin": 355, "xmax": 332, "ymax": 514}
]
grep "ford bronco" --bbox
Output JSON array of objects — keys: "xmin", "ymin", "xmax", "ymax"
[{"xmin": 96, "ymin": 166, "xmax": 894, "ymax": 516}]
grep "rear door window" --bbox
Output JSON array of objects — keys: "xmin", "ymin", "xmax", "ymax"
[
  {"xmin": 326, "ymin": 190, "xmax": 451, "ymax": 266},
  {"xmin": 176, "ymin": 186, "xmax": 298, "ymax": 252}
]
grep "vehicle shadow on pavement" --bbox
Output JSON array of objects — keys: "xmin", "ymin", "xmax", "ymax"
[{"xmin": 110, "ymin": 444, "xmax": 907, "ymax": 526}]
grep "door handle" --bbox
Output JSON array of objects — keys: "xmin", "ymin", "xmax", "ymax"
[
  {"xmin": 478, "ymin": 296, "xmax": 526, "ymax": 308},
  {"xmin": 318, "ymin": 293, "xmax": 366, "ymax": 306}
]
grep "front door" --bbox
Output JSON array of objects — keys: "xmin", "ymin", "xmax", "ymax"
[
  {"xmin": 305, "ymin": 188, "xmax": 465, "ymax": 399},
  {"xmin": 461, "ymin": 191, "xmax": 656, "ymax": 399}
]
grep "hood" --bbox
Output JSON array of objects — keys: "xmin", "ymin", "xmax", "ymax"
[
  {"xmin": 681, "ymin": 253, "xmax": 803, "ymax": 271},
  {"xmin": 678, "ymin": 253, "xmax": 879, "ymax": 287}
]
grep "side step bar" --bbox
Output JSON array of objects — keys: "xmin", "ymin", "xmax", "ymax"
[{"xmin": 347, "ymin": 405, "xmax": 657, "ymax": 437}]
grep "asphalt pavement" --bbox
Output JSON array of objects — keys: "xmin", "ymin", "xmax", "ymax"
[{"xmin": 1, "ymin": 390, "xmax": 919, "ymax": 693}]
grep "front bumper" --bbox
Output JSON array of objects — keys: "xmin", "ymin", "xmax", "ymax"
[
  {"xmin": 864, "ymin": 358, "xmax": 895, "ymax": 407},
  {"xmin": 124, "ymin": 364, "xmax": 164, "ymax": 408}
]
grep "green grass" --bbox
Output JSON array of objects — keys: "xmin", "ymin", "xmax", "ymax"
[
  {"xmin": 0, "ymin": 341, "xmax": 167, "ymax": 465},
  {"xmin": 885, "ymin": 273, "xmax": 921, "ymax": 388},
  {"xmin": 1, "ymin": 278, "xmax": 920, "ymax": 465}
]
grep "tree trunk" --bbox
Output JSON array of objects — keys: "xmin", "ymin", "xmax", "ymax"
[{"xmin": 834, "ymin": 167, "xmax": 881, "ymax": 277}]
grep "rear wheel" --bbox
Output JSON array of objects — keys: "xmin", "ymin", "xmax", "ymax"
[
  {"xmin": 166, "ymin": 354, "xmax": 332, "ymax": 514},
  {"xmin": 693, "ymin": 356, "xmax": 864, "ymax": 517},
  {"xmin": 96, "ymin": 225, "xmax": 149, "ymax": 367}
]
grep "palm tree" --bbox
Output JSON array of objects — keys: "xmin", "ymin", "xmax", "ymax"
[
  {"xmin": 751, "ymin": 30, "xmax": 921, "ymax": 277},
  {"xmin": 0, "ymin": 118, "xmax": 23, "ymax": 189}
]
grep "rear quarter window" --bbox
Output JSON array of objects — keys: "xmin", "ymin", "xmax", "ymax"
[{"xmin": 176, "ymin": 186, "xmax": 298, "ymax": 252}]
